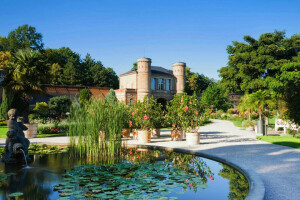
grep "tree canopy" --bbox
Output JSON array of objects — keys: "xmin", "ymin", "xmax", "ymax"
[
  {"xmin": 185, "ymin": 67, "xmax": 214, "ymax": 96},
  {"xmin": 219, "ymin": 31, "xmax": 300, "ymax": 124}
]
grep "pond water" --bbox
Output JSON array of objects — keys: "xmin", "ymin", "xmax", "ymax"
[{"xmin": 0, "ymin": 149, "xmax": 249, "ymax": 200}]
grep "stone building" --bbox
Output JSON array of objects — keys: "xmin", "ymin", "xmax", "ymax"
[{"xmin": 114, "ymin": 58, "xmax": 186, "ymax": 106}]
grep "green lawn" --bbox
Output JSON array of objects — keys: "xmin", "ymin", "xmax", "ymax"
[
  {"xmin": 0, "ymin": 126, "xmax": 8, "ymax": 138},
  {"xmin": 0, "ymin": 126, "xmax": 66, "ymax": 138},
  {"xmin": 257, "ymin": 136, "xmax": 300, "ymax": 149},
  {"xmin": 231, "ymin": 120, "xmax": 243, "ymax": 127}
]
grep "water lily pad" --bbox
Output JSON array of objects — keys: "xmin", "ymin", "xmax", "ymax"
[{"xmin": 8, "ymin": 192, "xmax": 23, "ymax": 197}]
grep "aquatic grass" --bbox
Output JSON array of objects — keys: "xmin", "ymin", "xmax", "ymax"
[{"xmin": 68, "ymin": 99, "xmax": 124, "ymax": 163}]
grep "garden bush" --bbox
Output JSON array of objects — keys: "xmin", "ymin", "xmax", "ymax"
[
  {"xmin": 49, "ymin": 96, "xmax": 72, "ymax": 117},
  {"xmin": 242, "ymin": 120, "xmax": 255, "ymax": 128}
]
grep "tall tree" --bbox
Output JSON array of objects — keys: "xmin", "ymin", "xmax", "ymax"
[
  {"xmin": 219, "ymin": 31, "xmax": 300, "ymax": 94},
  {"xmin": 2, "ymin": 48, "xmax": 48, "ymax": 122},
  {"xmin": 0, "ymin": 24, "xmax": 44, "ymax": 52},
  {"xmin": 185, "ymin": 67, "xmax": 213, "ymax": 95},
  {"xmin": 219, "ymin": 31, "xmax": 300, "ymax": 124},
  {"xmin": 200, "ymin": 84, "xmax": 232, "ymax": 112}
]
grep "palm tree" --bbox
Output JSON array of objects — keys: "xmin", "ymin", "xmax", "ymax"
[
  {"xmin": 6, "ymin": 48, "xmax": 48, "ymax": 122},
  {"xmin": 238, "ymin": 93, "xmax": 255, "ymax": 121},
  {"xmin": 249, "ymin": 90, "xmax": 273, "ymax": 121}
]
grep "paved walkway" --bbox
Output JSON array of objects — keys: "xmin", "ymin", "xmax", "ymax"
[{"xmin": 2, "ymin": 120, "xmax": 300, "ymax": 200}]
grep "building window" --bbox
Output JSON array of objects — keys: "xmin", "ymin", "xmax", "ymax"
[
  {"xmin": 166, "ymin": 79, "xmax": 171, "ymax": 91},
  {"xmin": 158, "ymin": 78, "xmax": 164, "ymax": 90},
  {"xmin": 151, "ymin": 78, "xmax": 156, "ymax": 90}
]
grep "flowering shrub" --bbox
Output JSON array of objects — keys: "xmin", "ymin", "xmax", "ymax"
[
  {"xmin": 130, "ymin": 96, "xmax": 160, "ymax": 130},
  {"xmin": 121, "ymin": 105, "xmax": 131, "ymax": 129},
  {"xmin": 167, "ymin": 93, "xmax": 205, "ymax": 132},
  {"xmin": 180, "ymin": 93, "xmax": 205, "ymax": 133}
]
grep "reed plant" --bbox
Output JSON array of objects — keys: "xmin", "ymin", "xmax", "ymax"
[{"xmin": 68, "ymin": 98, "xmax": 124, "ymax": 163}]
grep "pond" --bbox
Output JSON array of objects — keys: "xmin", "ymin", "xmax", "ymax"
[{"xmin": 0, "ymin": 148, "xmax": 249, "ymax": 200}]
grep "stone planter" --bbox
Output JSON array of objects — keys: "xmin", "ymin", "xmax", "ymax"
[
  {"xmin": 24, "ymin": 123, "xmax": 38, "ymax": 139},
  {"xmin": 137, "ymin": 130, "xmax": 151, "ymax": 143},
  {"xmin": 132, "ymin": 129, "xmax": 138, "ymax": 140},
  {"xmin": 152, "ymin": 128, "xmax": 160, "ymax": 138},
  {"xmin": 122, "ymin": 128, "xmax": 131, "ymax": 138},
  {"xmin": 171, "ymin": 129, "xmax": 183, "ymax": 141},
  {"xmin": 186, "ymin": 132, "xmax": 200, "ymax": 145}
]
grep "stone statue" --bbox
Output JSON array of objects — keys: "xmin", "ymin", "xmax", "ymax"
[{"xmin": 2, "ymin": 109, "xmax": 31, "ymax": 164}]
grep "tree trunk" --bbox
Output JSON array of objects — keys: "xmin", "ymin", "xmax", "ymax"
[{"xmin": 258, "ymin": 105, "xmax": 262, "ymax": 121}]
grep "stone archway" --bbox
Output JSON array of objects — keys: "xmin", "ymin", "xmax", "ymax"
[{"xmin": 157, "ymin": 98, "xmax": 167, "ymax": 111}]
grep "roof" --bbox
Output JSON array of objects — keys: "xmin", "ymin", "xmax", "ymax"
[{"xmin": 119, "ymin": 66, "xmax": 173, "ymax": 77}]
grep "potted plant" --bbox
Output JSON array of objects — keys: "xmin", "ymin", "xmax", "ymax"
[
  {"xmin": 129, "ymin": 104, "xmax": 140, "ymax": 140},
  {"xmin": 181, "ymin": 93, "xmax": 204, "ymax": 145},
  {"xmin": 167, "ymin": 94, "xmax": 185, "ymax": 141},
  {"xmin": 132, "ymin": 96, "xmax": 156, "ymax": 143}
]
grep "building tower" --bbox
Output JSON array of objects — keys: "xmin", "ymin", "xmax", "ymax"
[
  {"xmin": 172, "ymin": 62, "xmax": 186, "ymax": 93},
  {"xmin": 137, "ymin": 58, "xmax": 151, "ymax": 101}
]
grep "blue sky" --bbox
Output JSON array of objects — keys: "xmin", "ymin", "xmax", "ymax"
[{"xmin": 1, "ymin": 0, "xmax": 300, "ymax": 80}]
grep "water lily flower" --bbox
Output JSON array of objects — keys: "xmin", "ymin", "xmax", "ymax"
[{"xmin": 185, "ymin": 179, "xmax": 189, "ymax": 181}]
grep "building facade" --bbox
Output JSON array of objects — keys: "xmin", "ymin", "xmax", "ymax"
[{"xmin": 114, "ymin": 58, "xmax": 186, "ymax": 106}]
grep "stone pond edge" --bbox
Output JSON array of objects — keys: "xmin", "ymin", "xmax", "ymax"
[{"xmin": 127, "ymin": 144, "xmax": 265, "ymax": 200}]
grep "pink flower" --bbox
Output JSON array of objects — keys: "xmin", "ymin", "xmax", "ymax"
[
  {"xmin": 129, "ymin": 121, "xmax": 132, "ymax": 127},
  {"xmin": 132, "ymin": 112, "xmax": 135, "ymax": 116},
  {"xmin": 184, "ymin": 106, "xmax": 189, "ymax": 111},
  {"xmin": 189, "ymin": 183, "xmax": 193, "ymax": 186},
  {"xmin": 137, "ymin": 155, "xmax": 140, "ymax": 159},
  {"xmin": 144, "ymin": 115, "xmax": 149, "ymax": 120},
  {"xmin": 129, "ymin": 150, "xmax": 132, "ymax": 154},
  {"xmin": 189, "ymin": 102, "xmax": 192, "ymax": 104},
  {"xmin": 196, "ymin": 172, "xmax": 199, "ymax": 175},
  {"xmin": 209, "ymin": 110, "xmax": 212, "ymax": 114},
  {"xmin": 195, "ymin": 111, "xmax": 198, "ymax": 115},
  {"xmin": 132, "ymin": 157, "xmax": 135, "ymax": 161},
  {"xmin": 210, "ymin": 105, "xmax": 214, "ymax": 108},
  {"xmin": 185, "ymin": 179, "xmax": 189, "ymax": 181}
]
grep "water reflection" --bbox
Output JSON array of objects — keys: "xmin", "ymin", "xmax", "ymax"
[{"xmin": 0, "ymin": 150, "xmax": 249, "ymax": 200}]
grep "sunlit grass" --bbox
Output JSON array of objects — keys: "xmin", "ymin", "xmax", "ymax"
[{"xmin": 257, "ymin": 136, "xmax": 300, "ymax": 149}]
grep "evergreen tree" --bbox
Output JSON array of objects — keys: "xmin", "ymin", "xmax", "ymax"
[
  {"xmin": 0, "ymin": 91, "xmax": 11, "ymax": 120},
  {"xmin": 105, "ymin": 88, "xmax": 118, "ymax": 104}
]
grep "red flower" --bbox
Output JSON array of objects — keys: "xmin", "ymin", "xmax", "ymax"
[
  {"xmin": 144, "ymin": 115, "xmax": 149, "ymax": 120},
  {"xmin": 129, "ymin": 121, "xmax": 132, "ymax": 128},
  {"xmin": 55, "ymin": 129, "xmax": 59, "ymax": 132},
  {"xmin": 137, "ymin": 155, "xmax": 140, "ymax": 159},
  {"xmin": 185, "ymin": 179, "xmax": 189, "ymax": 181},
  {"xmin": 209, "ymin": 110, "xmax": 212, "ymax": 114},
  {"xmin": 184, "ymin": 106, "xmax": 189, "ymax": 111},
  {"xmin": 55, "ymin": 116, "xmax": 58, "ymax": 119},
  {"xmin": 132, "ymin": 112, "xmax": 135, "ymax": 116},
  {"xmin": 129, "ymin": 150, "xmax": 132, "ymax": 154},
  {"xmin": 189, "ymin": 183, "xmax": 193, "ymax": 186},
  {"xmin": 189, "ymin": 102, "xmax": 192, "ymax": 104},
  {"xmin": 195, "ymin": 111, "xmax": 198, "ymax": 115},
  {"xmin": 210, "ymin": 105, "xmax": 214, "ymax": 108}
]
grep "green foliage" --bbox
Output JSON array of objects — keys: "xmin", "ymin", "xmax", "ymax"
[
  {"xmin": 131, "ymin": 62, "xmax": 137, "ymax": 70},
  {"xmin": 79, "ymin": 89, "xmax": 92, "ymax": 106},
  {"xmin": 257, "ymin": 136, "xmax": 300, "ymax": 149},
  {"xmin": 33, "ymin": 102, "xmax": 49, "ymax": 117},
  {"xmin": 242, "ymin": 120, "xmax": 255, "ymax": 128},
  {"xmin": 200, "ymin": 84, "xmax": 232, "ymax": 112},
  {"xmin": 0, "ymin": 24, "xmax": 44, "ymax": 52},
  {"xmin": 219, "ymin": 164, "xmax": 249, "ymax": 200},
  {"xmin": 105, "ymin": 88, "xmax": 118, "ymax": 104},
  {"xmin": 68, "ymin": 99, "xmax": 124, "ymax": 162},
  {"xmin": 167, "ymin": 93, "xmax": 207, "ymax": 131},
  {"xmin": 185, "ymin": 67, "xmax": 214, "ymax": 96},
  {"xmin": 0, "ymin": 91, "xmax": 11, "ymax": 120},
  {"xmin": 38, "ymin": 123, "xmax": 68, "ymax": 135},
  {"xmin": 219, "ymin": 31, "xmax": 300, "ymax": 124},
  {"xmin": 130, "ymin": 96, "xmax": 160, "ymax": 130},
  {"xmin": 48, "ymin": 96, "xmax": 72, "ymax": 117}
]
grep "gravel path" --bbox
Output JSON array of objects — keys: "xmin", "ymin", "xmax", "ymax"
[{"xmin": 1, "ymin": 120, "xmax": 300, "ymax": 200}]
